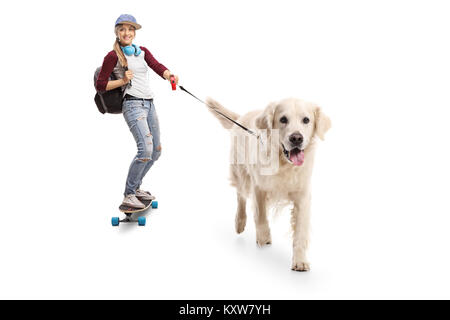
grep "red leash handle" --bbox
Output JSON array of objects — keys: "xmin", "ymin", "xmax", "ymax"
[{"xmin": 170, "ymin": 75, "xmax": 176, "ymax": 90}]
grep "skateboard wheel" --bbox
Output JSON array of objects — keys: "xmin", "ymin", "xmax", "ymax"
[
  {"xmin": 112, "ymin": 217, "xmax": 120, "ymax": 226},
  {"xmin": 151, "ymin": 201, "xmax": 158, "ymax": 209},
  {"xmin": 138, "ymin": 216, "xmax": 146, "ymax": 226}
]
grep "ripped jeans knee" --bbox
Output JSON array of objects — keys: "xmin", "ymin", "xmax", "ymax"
[
  {"xmin": 152, "ymin": 145, "xmax": 162, "ymax": 162},
  {"xmin": 137, "ymin": 143, "xmax": 153, "ymax": 162}
]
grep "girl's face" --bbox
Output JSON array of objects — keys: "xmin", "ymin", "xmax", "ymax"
[{"xmin": 117, "ymin": 24, "xmax": 136, "ymax": 46}]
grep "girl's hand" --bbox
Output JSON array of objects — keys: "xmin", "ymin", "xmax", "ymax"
[
  {"xmin": 163, "ymin": 70, "xmax": 179, "ymax": 84},
  {"xmin": 172, "ymin": 75, "xmax": 179, "ymax": 85},
  {"xmin": 123, "ymin": 70, "xmax": 134, "ymax": 84}
]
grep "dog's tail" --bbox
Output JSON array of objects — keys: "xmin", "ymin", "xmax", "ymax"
[{"xmin": 205, "ymin": 97, "xmax": 241, "ymax": 129}]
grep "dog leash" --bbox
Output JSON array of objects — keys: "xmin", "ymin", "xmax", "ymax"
[{"xmin": 170, "ymin": 76, "xmax": 259, "ymax": 139}]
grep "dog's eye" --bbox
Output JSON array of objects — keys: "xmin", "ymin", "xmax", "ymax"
[
  {"xmin": 280, "ymin": 116, "xmax": 288, "ymax": 124},
  {"xmin": 303, "ymin": 117, "xmax": 310, "ymax": 124}
]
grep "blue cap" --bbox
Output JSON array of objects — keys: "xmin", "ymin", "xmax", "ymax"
[{"xmin": 115, "ymin": 14, "xmax": 141, "ymax": 29}]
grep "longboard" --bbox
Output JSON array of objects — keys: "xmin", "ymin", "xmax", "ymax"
[{"xmin": 112, "ymin": 199, "xmax": 158, "ymax": 226}]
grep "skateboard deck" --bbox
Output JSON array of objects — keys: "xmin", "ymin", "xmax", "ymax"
[
  {"xmin": 119, "ymin": 198, "xmax": 153, "ymax": 214},
  {"xmin": 112, "ymin": 198, "xmax": 158, "ymax": 227}
]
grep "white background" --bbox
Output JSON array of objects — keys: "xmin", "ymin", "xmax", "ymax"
[{"xmin": 0, "ymin": 0, "xmax": 449, "ymax": 299}]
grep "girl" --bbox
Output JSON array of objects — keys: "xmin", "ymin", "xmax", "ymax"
[{"xmin": 96, "ymin": 14, "xmax": 178, "ymax": 208}]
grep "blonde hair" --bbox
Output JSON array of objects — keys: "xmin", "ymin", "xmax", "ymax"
[{"xmin": 113, "ymin": 24, "xmax": 136, "ymax": 68}]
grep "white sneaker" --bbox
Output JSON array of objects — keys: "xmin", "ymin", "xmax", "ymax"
[
  {"xmin": 136, "ymin": 189, "xmax": 156, "ymax": 201},
  {"xmin": 122, "ymin": 194, "xmax": 145, "ymax": 209}
]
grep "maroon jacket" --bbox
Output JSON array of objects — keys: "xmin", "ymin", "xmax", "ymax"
[{"xmin": 95, "ymin": 46, "xmax": 168, "ymax": 92}]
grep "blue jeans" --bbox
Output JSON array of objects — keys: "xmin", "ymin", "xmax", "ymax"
[{"xmin": 122, "ymin": 99, "xmax": 161, "ymax": 196}]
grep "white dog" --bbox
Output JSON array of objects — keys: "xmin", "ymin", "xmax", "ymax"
[{"xmin": 206, "ymin": 97, "xmax": 331, "ymax": 271}]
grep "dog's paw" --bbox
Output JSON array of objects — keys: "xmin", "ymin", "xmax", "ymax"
[
  {"xmin": 256, "ymin": 239, "xmax": 272, "ymax": 247},
  {"xmin": 256, "ymin": 228, "xmax": 272, "ymax": 247},
  {"xmin": 291, "ymin": 261, "xmax": 310, "ymax": 272},
  {"xmin": 235, "ymin": 217, "xmax": 246, "ymax": 234}
]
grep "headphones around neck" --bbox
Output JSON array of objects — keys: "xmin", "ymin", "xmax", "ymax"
[{"xmin": 120, "ymin": 43, "xmax": 142, "ymax": 56}]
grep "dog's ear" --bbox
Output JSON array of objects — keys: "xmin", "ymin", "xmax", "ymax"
[
  {"xmin": 314, "ymin": 106, "xmax": 331, "ymax": 140},
  {"xmin": 256, "ymin": 102, "xmax": 276, "ymax": 129}
]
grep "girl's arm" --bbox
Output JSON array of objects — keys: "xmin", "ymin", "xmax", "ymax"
[
  {"xmin": 140, "ymin": 46, "xmax": 169, "ymax": 79},
  {"xmin": 96, "ymin": 51, "xmax": 120, "ymax": 92},
  {"xmin": 140, "ymin": 47, "xmax": 179, "ymax": 84},
  {"xmin": 106, "ymin": 79, "xmax": 126, "ymax": 91},
  {"xmin": 106, "ymin": 69, "xmax": 134, "ymax": 90}
]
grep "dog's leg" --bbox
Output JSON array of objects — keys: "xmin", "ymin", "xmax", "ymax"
[
  {"xmin": 290, "ymin": 191, "xmax": 311, "ymax": 271},
  {"xmin": 235, "ymin": 193, "xmax": 247, "ymax": 234},
  {"xmin": 253, "ymin": 187, "xmax": 271, "ymax": 246}
]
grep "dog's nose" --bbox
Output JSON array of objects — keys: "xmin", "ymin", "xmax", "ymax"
[{"xmin": 289, "ymin": 132, "xmax": 303, "ymax": 146}]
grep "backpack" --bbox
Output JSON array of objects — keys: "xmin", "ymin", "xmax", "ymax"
[{"xmin": 93, "ymin": 67, "xmax": 123, "ymax": 114}]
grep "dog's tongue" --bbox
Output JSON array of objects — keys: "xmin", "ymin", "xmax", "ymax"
[{"xmin": 290, "ymin": 150, "xmax": 305, "ymax": 166}]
